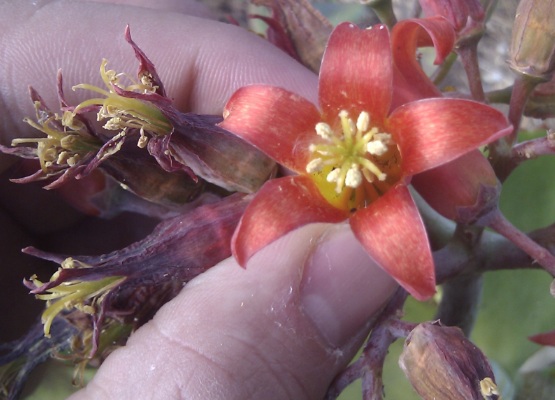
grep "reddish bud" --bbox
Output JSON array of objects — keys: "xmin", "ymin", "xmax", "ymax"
[
  {"xmin": 412, "ymin": 150, "xmax": 500, "ymax": 225},
  {"xmin": 418, "ymin": 0, "xmax": 484, "ymax": 39},
  {"xmin": 399, "ymin": 321, "xmax": 499, "ymax": 400},
  {"xmin": 510, "ymin": 0, "xmax": 555, "ymax": 81}
]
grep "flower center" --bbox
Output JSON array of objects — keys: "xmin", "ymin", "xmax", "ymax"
[
  {"xmin": 71, "ymin": 59, "xmax": 172, "ymax": 148},
  {"xmin": 14, "ymin": 103, "xmax": 101, "ymax": 174},
  {"xmin": 306, "ymin": 110, "xmax": 401, "ymax": 211}
]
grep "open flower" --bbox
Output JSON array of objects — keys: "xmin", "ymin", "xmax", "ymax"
[{"xmin": 220, "ymin": 21, "xmax": 511, "ymax": 300}]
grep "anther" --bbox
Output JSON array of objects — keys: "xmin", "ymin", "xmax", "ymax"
[
  {"xmin": 306, "ymin": 158, "xmax": 324, "ymax": 173},
  {"xmin": 345, "ymin": 165, "xmax": 363, "ymax": 188},
  {"xmin": 315, "ymin": 122, "xmax": 334, "ymax": 140},
  {"xmin": 356, "ymin": 111, "xmax": 370, "ymax": 133},
  {"xmin": 367, "ymin": 140, "xmax": 388, "ymax": 156}
]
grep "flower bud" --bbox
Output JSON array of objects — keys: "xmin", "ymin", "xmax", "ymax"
[
  {"xmin": 411, "ymin": 150, "xmax": 500, "ymax": 225},
  {"xmin": 509, "ymin": 0, "xmax": 555, "ymax": 81},
  {"xmin": 251, "ymin": 0, "xmax": 332, "ymax": 73},
  {"xmin": 419, "ymin": 0, "xmax": 484, "ymax": 38},
  {"xmin": 399, "ymin": 321, "xmax": 500, "ymax": 400}
]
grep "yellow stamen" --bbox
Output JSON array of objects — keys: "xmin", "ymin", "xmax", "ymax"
[
  {"xmin": 305, "ymin": 109, "xmax": 400, "ymax": 211},
  {"xmin": 71, "ymin": 59, "xmax": 172, "ymax": 144}
]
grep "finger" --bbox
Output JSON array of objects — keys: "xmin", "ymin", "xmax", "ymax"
[
  {"xmin": 68, "ymin": 224, "xmax": 398, "ymax": 400},
  {"xmin": 77, "ymin": 0, "xmax": 216, "ymax": 17}
]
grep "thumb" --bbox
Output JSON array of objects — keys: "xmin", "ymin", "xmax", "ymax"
[{"xmin": 68, "ymin": 223, "xmax": 398, "ymax": 400}]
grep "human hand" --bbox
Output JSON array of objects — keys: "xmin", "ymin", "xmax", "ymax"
[{"xmin": 1, "ymin": 1, "xmax": 398, "ymax": 398}]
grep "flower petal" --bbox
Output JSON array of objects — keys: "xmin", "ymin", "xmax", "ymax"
[
  {"xmin": 388, "ymin": 98, "xmax": 511, "ymax": 175},
  {"xmin": 319, "ymin": 22, "xmax": 392, "ymax": 124},
  {"xmin": 391, "ymin": 17, "xmax": 456, "ymax": 104},
  {"xmin": 529, "ymin": 329, "xmax": 555, "ymax": 346},
  {"xmin": 220, "ymin": 85, "xmax": 320, "ymax": 173},
  {"xmin": 232, "ymin": 175, "xmax": 348, "ymax": 266},
  {"xmin": 349, "ymin": 185, "xmax": 436, "ymax": 300}
]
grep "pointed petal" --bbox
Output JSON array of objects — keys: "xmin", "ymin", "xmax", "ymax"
[
  {"xmin": 319, "ymin": 22, "xmax": 392, "ymax": 124},
  {"xmin": 349, "ymin": 185, "xmax": 436, "ymax": 300},
  {"xmin": 529, "ymin": 329, "xmax": 555, "ymax": 346},
  {"xmin": 220, "ymin": 85, "xmax": 320, "ymax": 173},
  {"xmin": 232, "ymin": 175, "xmax": 348, "ymax": 266},
  {"xmin": 391, "ymin": 17, "xmax": 456, "ymax": 103},
  {"xmin": 124, "ymin": 26, "xmax": 166, "ymax": 97},
  {"xmin": 388, "ymin": 98, "xmax": 511, "ymax": 175}
]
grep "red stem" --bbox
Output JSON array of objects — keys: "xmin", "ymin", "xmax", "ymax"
[{"xmin": 488, "ymin": 210, "xmax": 555, "ymax": 276}]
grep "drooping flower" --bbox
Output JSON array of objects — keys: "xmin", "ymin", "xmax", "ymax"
[
  {"xmin": 23, "ymin": 193, "xmax": 249, "ymax": 355},
  {"xmin": 2, "ymin": 27, "xmax": 275, "ymax": 196},
  {"xmin": 418, "ymin": 0, "xmax": 485, "ymax": 40},
  {"xmin": 220, "ymin": 21, "xmax": 511, "ymax": 300},
  {"xmin": 68, "ymin": 26, "xmax": 276, "ymax": 193},
  {"xmin": 250, "ymin": 0, "xmax": 333, "ymax": 73}
]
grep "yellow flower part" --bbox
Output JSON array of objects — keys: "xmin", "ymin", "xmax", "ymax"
[
  {"xmin": 306, "ymin": 110, "xmax": 402, "ymax": 211},
  {"xmin": 72, "ymin": 59, "xmax": 172, "ymax": 147},
  {"xmin": 13, "ymin": 103, "xmax": 100, "ymax": 174},
  {"xmin": 30, "ymin": 265, "xmax": 125, "ymax": 337}
]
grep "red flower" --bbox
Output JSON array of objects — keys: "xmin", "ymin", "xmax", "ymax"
[
  {"xmin": 418, "ymin": 0, "xmax": 484, "ymax": 36},
  {"xmin": 220, "ymin": 21, "xmax": 511, "ymax": 300}
]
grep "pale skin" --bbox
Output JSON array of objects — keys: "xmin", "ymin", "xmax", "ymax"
[{"xmin": 0, "ymin": 1, "xmax": 398, "ymax": 399}]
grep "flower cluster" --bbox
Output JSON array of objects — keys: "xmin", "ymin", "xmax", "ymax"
[{"xmin": 3, "ymin": 1, "xmax": 555, "ymax": 399}]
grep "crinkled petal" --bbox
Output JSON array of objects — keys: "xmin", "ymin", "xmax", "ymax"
[
  {"xmin": 349, "ymin": 185, "xmax": 436, "ymax": 300},
  {"xmin": 319, "ymin": 22, "xmax": 392, "ymax": 125},
  {"xmin": 221, "ymin": 85, "xmax": 320, "ymax": 173},
  {"xmin": 124, "ymin": 26, "xmax": 166, "ymax": 97},
  {"xmin": 232, "ymin": 175, "xmax": 348, "ymax": 266},
  {"xmin": 391, "ymin": 17, "xmax": 456, "ymax": 104},
  {"xmin": 388, "ymin": 98, "xmax": 511, "ymax": 175}
]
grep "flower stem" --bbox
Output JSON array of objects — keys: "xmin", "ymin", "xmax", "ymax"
[
  {"xmin": 489, "ymin": 75, "xmax": 539, "ymax": 181},
  {"xmin": 511, "ymin": 132, "xmax": 555, "ymax": 163},
  {"xmin": 366, "ymin": 0, "xmax": 397, "ymax": 30},
  {"xmin": 488, "ymin": 210, "xmax": 555, "ymax": 276},
  {"xmin": 324, "ymin": 288, "xmax": 409, "ymax": 400},
  {"xmin": 457, "ymin": 42, "xmax": 486, "ymax": 102},
  {"xmin": 431, "ymin": 52, "xmax": 458, "ymax": 87},
  {"xmin": 435, "ymin": 273, "xmax": 483, "ymax": 336},
  {"xmin": 486, "ymin": 86, "xmax": 512, "ymax": 104}
]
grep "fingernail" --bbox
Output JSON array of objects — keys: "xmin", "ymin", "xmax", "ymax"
[{"xmin": 300, "ymin": 225, "xmax": 398, "ymax": 348}]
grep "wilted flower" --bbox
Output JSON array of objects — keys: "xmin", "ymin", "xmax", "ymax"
[
  {"xmin": 2, "ymin": 27, "xmax": 275, "ymax": 197},
  {"xmin": 399, "ymin": 321, "xmax": 500, "ymax": 400},
  {"xmin": 250, "ymin": 0, "xmax": 333, "ymax": 73},
  {"xmin": 220, "ymin": 21, "xmax": 511, "ymax": 300},
  {"xmin": 419, "ymin": 0, "xmax": 485, "ymax": 40},
  {"xmin": 69, "ymin": 27, "xmax": 276, "ymax": 193},
  {"xmin": 24, "ymin": 193, "xmax": 249, "ymax": 358},
  {"xmin": 0, "ymin": 85, "xmax": 104, "ymax": 188}
]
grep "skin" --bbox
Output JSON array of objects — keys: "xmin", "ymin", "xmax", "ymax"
[{"xmin": 0, "ymin": 1, "xmax": 398, "ymax": 399}]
